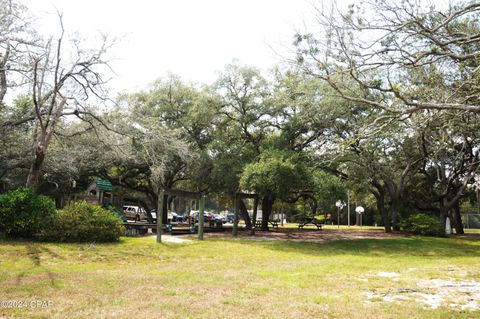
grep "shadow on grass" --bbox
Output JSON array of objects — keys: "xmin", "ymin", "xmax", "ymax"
[
  {"xmin": 15, "ymin": 244, "xmax": 65, "ymax": 287},
  {"xmin": 4, "ymin": 234, "xmax": 479, "ymax": 264},
  {"xmin": 234, "ymin": 236, "xmax": 480, "ymax": 259}
]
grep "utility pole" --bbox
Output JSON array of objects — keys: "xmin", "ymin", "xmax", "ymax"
[
  {"xmin": 356, "ymin": 206, "xmax": 365, "ymax": 230},
  {"xmin": 335, "ymin": 200, "xmax": 345, "ymax": 229},
  {"xmin": 347, "ymin": 191, "xmax": 350, "ymax": 227},
  {"xmin": 337, "ymin": 206, "xmax": 340, "ymax": 229}
]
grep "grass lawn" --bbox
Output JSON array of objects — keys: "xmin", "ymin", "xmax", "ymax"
[{"xmin": 1, "ymin": 231, "xmax": 480, "ymax": 318}]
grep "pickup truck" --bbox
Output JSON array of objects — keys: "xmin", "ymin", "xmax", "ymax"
[{"xmin": 122, "ymin": 205, "xmax": 148, "ymax": 221}]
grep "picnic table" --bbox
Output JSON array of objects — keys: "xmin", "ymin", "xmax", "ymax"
[
  {"xmin": 255, "ymin": 219, "xmax": 280, "ymax": 229},
  {"xmin": 298, "ymin": 217, "xmax": 322, "ymax": 230}
]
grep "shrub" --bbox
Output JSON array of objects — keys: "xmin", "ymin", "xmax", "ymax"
[
  {"xmin": 314, "ymin": 214, "xmax": 326, "ymax": 223},
  {"xmin": 42, "ymin": 201, "xmax": 124, "ymax": 242},
  {"xmin": 0, "ymin": 187, "xmax": 56, "ymax": 238},
  {"xmin": 401, "ymin": 213, "xmax": 444, "ymax": 236}
]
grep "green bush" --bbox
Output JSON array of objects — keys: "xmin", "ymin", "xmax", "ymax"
[
  {"xmin": 0, "ymin": 187, "xmax": 56, "ymax": 238},
  {"xmin": 42, "ymin": 201, "xmax": 124, "ymax": 242},
  {"xmin": 401, "ymin": 213, "xmax": 444, "ymax": 236}
]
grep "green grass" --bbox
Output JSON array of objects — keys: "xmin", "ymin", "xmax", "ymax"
[
  {"xmin": 1, "ymin": 234, "xmax": 479, "ymax": 318},
  {"xmin": 465, "ymin": 228, "xmax": 480, "ymax": 234}
]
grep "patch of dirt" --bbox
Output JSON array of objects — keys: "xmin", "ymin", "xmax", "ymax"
[
  {"xmin": 150, "ymin": 235, "xmax": 192, "ymax": 243},
  {"xmin": 376, "ymin": 272, "xmax": 400, "ymax": 279},
  {"xmin": 185, "ymin": 228, "xmax": 408, "ymax": 243},
  {"xmin": 366, "ymin": 279, "xmax": 480, "ymax": 310}
]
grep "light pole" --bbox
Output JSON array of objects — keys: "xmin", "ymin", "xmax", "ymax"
[
  {"xmin": 347, "ymin": 191, "xmax": 350, "ymax": 227},
  {"xmin": 356, "ymin": 206, "xmax": 364, "ymax": 229},
  {"xmin": 336, "ymin": 200, "xmax": 345, "ymax": 229}
]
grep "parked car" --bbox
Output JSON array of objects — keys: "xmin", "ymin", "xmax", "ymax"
[
  {"xmin": 213, "ymin": 214, "xmax": 227, "ymax": 224},
  {"xmin": 122, "ymin": 205, "xmax": 148, "ymax": 221},
  {"xmin": 171, "ymin": 212, "xmax": 187, "ymax": 222},
  {"xmin": 150, "ymin": 210, "xmax": 174, "ymax": 222},
  {"xmin": 226, "ymin": 214, "xmax": 235, "ymax": 223},
  {"xmin": 191, "ymin": 211, "xmax": 214, "ymax": 222},
  {"xmin": 148, "ymin": 211, "xmax": 187, "ymax": 223}
]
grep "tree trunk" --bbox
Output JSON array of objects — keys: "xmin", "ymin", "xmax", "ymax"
[
  {"xmin": 371, "ymin": 183, "xmax": 391, "ymax": 233},
  {"xmin": 439, "ymin": 197, "xmax": 450, "ymax": 235},
  {"xmin": 26, "ymin": 145, "xmax": 46, "ymax": 191},
  {"xmin": 136, "ymin": 198, "xmax": 153, "ymax": 223},
  {"xmin": 261, "ymin": 194, "xmax": 275, "ymax": 231},
  {"xmin": 439, "ymin": 197, "xmax": 458, "ymax": 236},
  {"xmin": 154, "ymin": 194, "xmax": 168, "ymax": 224},
  {"xmin": 0, "ymin": 46, "xmax": 9, "ymax": 103},
  {"xmin": 386, "ymin": 181, "xmax": 401, "ymax": 231},
  {"xmin": 26, "ymin": 99, "xmax": 66, "ymax": 191},
  {"xmin": 239, "ymin": 199, "xmax": 252, "ymax": 230},
  {"xmin": 390, "ymin": 200, "xmax": 401, "ymax": 231},
  {"xmin": 251, "ymin": 196, "xmax": 259, "ymax": 236},
  {"xmin": 439, "ymin": 208, "xmax": 447, "ymax": 234},
  {"xmin": 162, "ymin": 194, "xmax": 168, "ymax": 223},
  {"xmin": 378, "ymin": 201, "xmax": 392, "ymax": 233},
  {"xmin": 451, "ymin": 201, "xmax": 464, "ymax": 235}
]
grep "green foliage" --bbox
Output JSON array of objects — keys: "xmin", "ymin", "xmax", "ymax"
[
  {"xmin": 42, "ymin": 201, "xmax": 124, "ymax": 242},
  {"xmin": 401, "ymin": 213, "xmax": 444, "ymax": 237},
  {"xmin": 312, "ymin": 171, "xmax": 346, "ymax": 213},
  {"xmin": 240, "ymin": 149, "xmax": 311, "ymax": 199},
  {"xmin": 0, "ymin": 187, "xmax": 56, "ymax": 238}
]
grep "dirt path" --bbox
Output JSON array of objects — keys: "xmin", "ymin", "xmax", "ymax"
[{"xmin": 184, "ymin": 228, "xmax": 408, "ymax": 242}]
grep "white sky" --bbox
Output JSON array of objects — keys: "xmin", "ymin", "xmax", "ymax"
[{"xmin": 23, "ymin": 0, "xmax": 321, "ymax": 96}]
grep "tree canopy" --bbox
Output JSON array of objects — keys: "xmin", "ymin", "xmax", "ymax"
[{"xmin": 1, "ymin": 0, "xmax": 479, "ymax": 235}]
